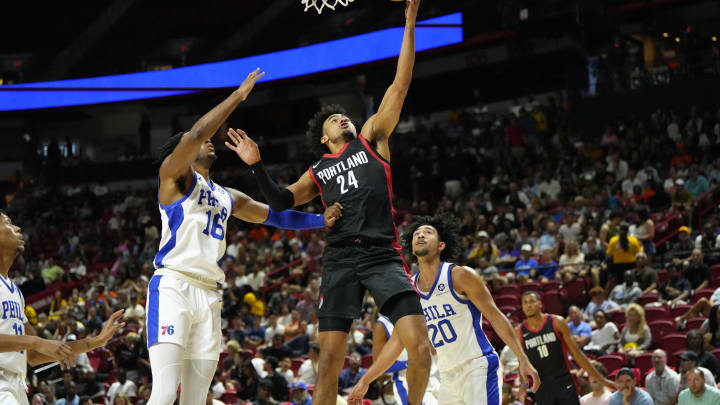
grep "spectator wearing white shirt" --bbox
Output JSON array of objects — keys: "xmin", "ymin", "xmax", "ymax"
[
  {"xmin": 584, "ymin": 309, "xmax": 619, "ymax": 354},
  {"xmin": 124, "ymin": 291, "xmax": 145, "ymax": 322},
  {"xmin": 68, "ymin": 257, "xmax": 86, "ymax": 280},
  {"xmin": 538, "ymin": 173, "xmax": 561, "ymax": 200},
  {"xmin": 297, "ymin": 344, "xmax": 320, "ymax": 384},
  {"xmin": 106, "ymin": 369, "xmax": 137, "ymax": 405},
  {"xmin": 580, "ymin": 361, "xmax": 613, "ymax": 405},
  {"xmin": 606, "ymin": 152, "xmax": 629, "ymax": 181}
]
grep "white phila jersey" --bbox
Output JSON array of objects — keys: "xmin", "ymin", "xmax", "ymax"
[
  {"xmin": 414, "ymin": 262, "xmax": 495, "ymax": 373},
  {"xmin": 154, "ymin": 171, "xmax": 234, "ymax": 288},
  {"xmin": 0, "ymin": 274, "xmax": 27, "ymax": 377}
]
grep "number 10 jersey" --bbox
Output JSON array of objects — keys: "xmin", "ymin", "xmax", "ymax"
[
  {"xmin": 414, "ymin": 262, "xmax": 496, "ymax": 373},
  {"xmin": 154, "ymin": 171, "xmax": 233, "ymax": 288}
]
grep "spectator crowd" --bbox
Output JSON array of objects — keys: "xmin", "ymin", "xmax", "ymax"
[{"xmin": 4, "ymin": 94, "xmax": 720, "ymax": 404}]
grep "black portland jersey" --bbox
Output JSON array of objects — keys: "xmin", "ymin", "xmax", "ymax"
[
  {"xmin": 519, "ymin": 314, "xmax": 573, "ymax": 380},
  {"xmin": 308, "ymin": 136, "xmax": 397, "ymax": 244}
]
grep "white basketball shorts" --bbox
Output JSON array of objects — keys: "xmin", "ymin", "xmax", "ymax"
[
  {"xmin": 0, "ymin": 370, "xmax": 28, "ymax": 405},
  {"xmin": 438, "ymin": 352, "xmax": 502, "ymax": 405},
  {"xmin": 146, "ymin": 274, "xmax": 223, "ymax": 360},
  {"xmin": 392, "ymin": 372, "xmax": 439, "ymax": 405}
]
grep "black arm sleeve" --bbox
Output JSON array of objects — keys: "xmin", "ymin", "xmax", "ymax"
[{"xmin": 249, "ymin": 160, "xmax": 295, "ymax": 211}]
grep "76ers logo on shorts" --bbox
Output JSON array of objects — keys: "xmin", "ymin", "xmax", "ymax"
[{"xmin": 161, "ymin": 322, "xmax": 175, "ymax": 336}]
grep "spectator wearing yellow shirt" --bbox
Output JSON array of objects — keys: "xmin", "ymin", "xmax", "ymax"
[
  {"xmin": 467, "ymin": 231, "xmax": 498, "ymax": 267},
  {"xmin": 606, "ymin": 225, "xmax": 643, "ymax": 289}
]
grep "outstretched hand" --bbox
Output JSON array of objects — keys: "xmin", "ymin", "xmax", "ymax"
[
  {"xmin": 323, "ymin": 202, "xmax": 343, "ymax": 227},
  {"xmin": 225, "ymin": 128, "xmax": 261, "ymax": 166},
  {"xmin": 34, "ymin": 338, "xmax": 76, "ymax": 370},
  {"xmin": 235, "ymin": 68, "xmax": 265, "ymax": 101},
  {"xmin": 96, "ymin": 309, "xmax": 126, "ymax": 347}
]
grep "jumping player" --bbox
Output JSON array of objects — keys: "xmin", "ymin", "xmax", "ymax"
[
  {"xmin": 148, "ymin": 69, "xmax": 342, "ymax": 405},
  {"xmin": 375, "ymin": 314, "xmax": 439, "ymax": 405},
  {"xmin": 347, "ymin": 216, "xmax": 541, "ymax": 405},
  {"xmin": 519, "ymin": 291, "xmax": 616, "ymax": 405},
  {"xmin": 224, "ymin": 2, "xmax": 433, "ymax": 404},
  {"xmin": 0, "ymin": 210, "xmax": 125, "ymax": 405}
]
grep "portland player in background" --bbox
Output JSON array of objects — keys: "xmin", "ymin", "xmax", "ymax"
[
  {"xmin": 0, "ymin": 210, "xmax": 125, "ymax": 404},
  {"xmin": 519, "ymin": 291, "xmax": 616, "ymax": 405},
  {"xmin": 148, "ymin": 70, "xmax": 341, "ymax": 405},
  {"xmin": 223, "ymin": 2, "xmax": 433, "ymax": 404},
  {"xmin": 375, "ymin": 314, "xmax": 439, "ymax": 405},
  {"xmin": 347, "ymin": 216, "xmax": 540, "ymax": 405}
]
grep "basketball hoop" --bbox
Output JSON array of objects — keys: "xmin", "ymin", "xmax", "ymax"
[{"xmin": 301, "ymin": 0, "xmax": 355, "ymax": 14}]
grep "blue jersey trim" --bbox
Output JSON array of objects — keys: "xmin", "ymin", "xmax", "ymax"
[
  {"xmin": 220, "ymin": 186, "xmax": 234, "ymax": 216},
  {"xmin": 0, "ymin": 274, "xmax": 15, "ymax": 294},
  {"xmin": 446, "ymin": 263, "xmax": 471, "ymax": 305},
  {"xmin": 147, "ymin": 275, "xmax": 162, "ymax": 348},
  {"xmin": 158, "ymin": 173, "xmax": 198, "ymax": 209},
  {"xmin": 486, "ymin": 352, "xmax": 500, "ymax": 405},
  {"xmin": 377, "ymin": 315, "xmax": 392, "ymax": 338},
  {"xmin": 393, "ymin": 372, "xmax": 409, "ymax": 405},
  {"xmin": 415, "ymin": 261, "xmax": 444, "ymax": 300},
  {"xmin": 468, "ymin": 302, "xmax": 495, "ymax": 356},
  {"xmin": 154, "ymin": 204, "xmax": 185, "ymax": 268}
]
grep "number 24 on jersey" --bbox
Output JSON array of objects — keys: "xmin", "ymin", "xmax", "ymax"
[{"xmin": 337, "ymin": 170, "xmax": 359, "ymax": 194}]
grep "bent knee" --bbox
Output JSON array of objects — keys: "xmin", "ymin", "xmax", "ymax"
[{"xmin": 406, "ymin": 339, "xmax": 432, "ymax": 364}]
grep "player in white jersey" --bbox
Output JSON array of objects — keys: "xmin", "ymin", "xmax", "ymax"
[
  {"xmin": 148, "ymin": 69, "xmax": 342, "ymax": 405},
  {"xmin": 349, "ymin": 215, "xmax": 541, "ymax": 405},
  {"xmin": 375, "ymin": 315, "xmax": 439, "ymax": 405},
  {"xmin": 0, "ymin": 210, "xmax": 124, "ymax": 405}
]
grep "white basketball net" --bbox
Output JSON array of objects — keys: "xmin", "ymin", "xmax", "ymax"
[{"xmin": 301, "ymin": 0, "xmax": 355, "ymax": 14}]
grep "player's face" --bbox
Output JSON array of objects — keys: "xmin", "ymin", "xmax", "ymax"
[
  {"xmin": 196, "ymin": 139, "xmax": 217, "ymax": 163},
  {"xmin": 412, "ymin": 225, "xmax": 444, "ymax": 259},
  {"xmin": 0, "ymin": 213, "xmax": 24, "ymax": 256},
  {"xmin": 322, "ymin": 114, "xmax": 357, "ymax": 145},
  {"xmin": 521, "ymin": 293, "xmax": 542, "ymax": 317}
]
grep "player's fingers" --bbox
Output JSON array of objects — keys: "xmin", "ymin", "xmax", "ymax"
[
  {"xmin": 109, "ymin": 309, "xmax": 124, "ymax": 322},
  {"xmin": 254, "ymin": 71, "xmax": 266, "ymax": 81},
  {"xmin": 531, "ymin": 372, "xmax": 541, "ymax": 392},
  {"xmin": 228, "ymin": 128, "xmax": 242, "ymax": 143},
  {"xmin": 225, "ymin": 131, "xmax": 239, "ymax": 145}
]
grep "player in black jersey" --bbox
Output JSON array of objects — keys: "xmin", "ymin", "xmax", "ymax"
[
  {"xmin": 224, "ymin": 2, "xmax": 431, "ymax": 405},
  {"xmin": 519, "ymin": 291, "xmax": 616, "ymax": 405}
]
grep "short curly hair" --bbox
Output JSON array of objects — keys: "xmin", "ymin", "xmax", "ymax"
[
  {"xmin": 400, "ymin": 215, "xmax": 462, "ymax": 262},
  {"xmin": 305, "ymin": 104, "xmax": 354, "ymax": 158}
]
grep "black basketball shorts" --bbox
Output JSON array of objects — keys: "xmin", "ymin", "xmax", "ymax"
[{"xmin": 318, "ymin": 244, "xmax": 417, "ymax": 322}]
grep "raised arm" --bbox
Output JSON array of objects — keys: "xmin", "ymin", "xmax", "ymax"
[
  {"xmin": 25, "ymin": 310, "xmax": 125, "ymax": 366},
  {"xmin": 348, "ymin": 331, "xmax": 405, "ymax": 404},
  {"xmin": 0, "ymin": 334, "xmax": 75, "ymax": 369},
  {"xmin": 224, "ymin": 128, "xmax": 319, "ymax": 210},
  {"xmin": 159, "ymin": 69, "xmax": 264, "ymax": 183},
  {"xmin": 360, "ymin": 0, "xmax": 419, "ymax": 159},
  {"xmin": 452, "ymin": 265, "xmax": 541, "ymax": 392},
  {"xmin": 554, "ymin": 315, "xmax": 617, "ymax": 390},
  {"xmin": 223, "ymin": 186, "xmax": 341, "ymax": 229}
]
